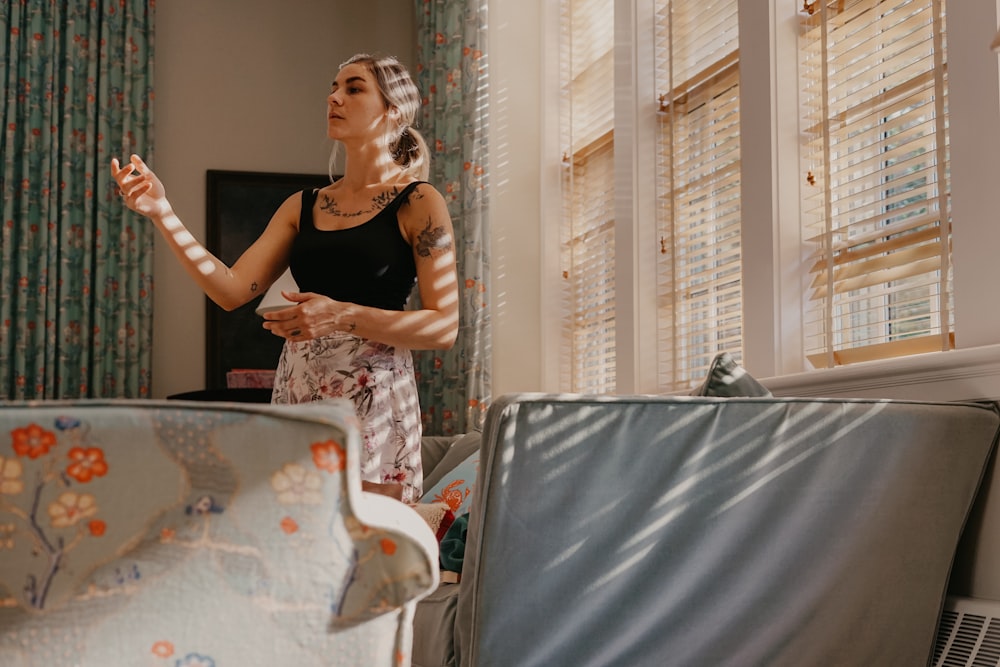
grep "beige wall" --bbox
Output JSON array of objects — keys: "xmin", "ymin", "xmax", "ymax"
[
  {"xmin": 151, "ymin": 0, "xmax": 416, "ymax": 397},
  {"xmin": 486, "ymin": 0, "xmax": 548, "ymax": 395}
]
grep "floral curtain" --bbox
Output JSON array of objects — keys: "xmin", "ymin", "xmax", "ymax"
[
  {"xmin": 413, "ymin": 0, "xmax": 491, "ymax": 436},
  {"xmin": 0, "ymin": 1, "xmax": 154, "ymax": 399}
]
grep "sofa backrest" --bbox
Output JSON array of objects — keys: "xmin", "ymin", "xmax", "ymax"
[{"xmin": 456, "ymin": 394, "xmax": 1000, "ymax": 667}]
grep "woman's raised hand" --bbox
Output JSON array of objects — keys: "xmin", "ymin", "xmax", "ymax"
[{"xmin": 111, "ymin": 154, "xmax": 173, "ymax": 220}]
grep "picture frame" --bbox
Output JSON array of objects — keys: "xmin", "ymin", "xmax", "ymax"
[{"xmin": 204, "ymin": 169, "xmax": 331, "ymax": 390}]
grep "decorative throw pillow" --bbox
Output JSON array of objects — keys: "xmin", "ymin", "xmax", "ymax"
[
  {"xmin": 420, "ymin": 451, "xmax": 478, "ymax": 517},
  {"xmin": 691, "ymin": 351, "xmax": 772, "ymax": 397},
  {"xmin": 439, "ymin": 513, "xmax": 469, "ymax": 575},
  {"xmin": 409, "ymin": 501, "xmax": 456, "ymax": 541}
]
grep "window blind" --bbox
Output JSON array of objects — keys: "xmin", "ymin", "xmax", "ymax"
[
  {"xmin": 799, "ymin": 0, "xmax": 952, "ymax": 368},
  {"xmin": 560, "ymin": 0, "xmax": 616, "ymax": 393},
  {"xmin": 654, "ymin": 0, "xmax": 743, "ymax": 389}
]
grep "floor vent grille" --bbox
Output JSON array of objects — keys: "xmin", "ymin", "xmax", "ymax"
[{"xmin": 934, "ymin": 597, "xmax": 1000, "ymax": 667}]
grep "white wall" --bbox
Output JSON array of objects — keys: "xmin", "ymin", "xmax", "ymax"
[
  {"xmin": 486, "ymin": 0, "xmax": 549, "ymax": 396},
  {"xmin": 152, "ymin": 0, "xmax": 415, "ymax": 397}
]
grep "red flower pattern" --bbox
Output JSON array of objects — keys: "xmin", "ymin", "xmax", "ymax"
[
  {"xmin": 11, "ymin": 424, "xmax": 57, "ymax": 459},
  {"xmin": 66, "ymin": 447, "xmax": 109, "ymax": 483},
  {"xmin": 380, "ymin": 538, "xmax": 397, "ymax": 555},
  {"xmin": 311, "ymin": 440, "xmax": 346, "ymax": 474}
]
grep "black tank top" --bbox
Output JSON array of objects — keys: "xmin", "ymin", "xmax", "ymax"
[{"xmin": 289, "ymin": 182, "xmax": 421, "ymax": 310}]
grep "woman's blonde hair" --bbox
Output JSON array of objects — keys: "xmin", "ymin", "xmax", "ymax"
[{"xmin": 329, "ymin": 53, "xmax": 430, "ymax": 181}]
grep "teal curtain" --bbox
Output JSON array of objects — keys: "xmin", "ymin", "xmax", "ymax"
[
  {"xmin": 1, "ymin": 1, "xmax": 154, "ymax": 399},
  {"xmin": 413, "ymin": 0, "xmax": 491, "ymax": 436}
]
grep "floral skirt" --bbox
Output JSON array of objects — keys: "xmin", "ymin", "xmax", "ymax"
[{"xmin": 271, "ymin": 332, "xmax": 423, "ymax": 503}]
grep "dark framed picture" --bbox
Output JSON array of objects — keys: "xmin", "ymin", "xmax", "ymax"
[{"xmin": 204, "ymin": 169, "xmax": 331, "ymax": 390}]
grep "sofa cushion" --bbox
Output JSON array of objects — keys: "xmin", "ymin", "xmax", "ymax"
[
  {"xmin": 421, "ymin": 435, "xmax": 462, "ymax": 481},
  {"xmin": 421, "ymin": 431, "xmax": 482, "ymax": 492},
  {"xmin": 690, "ymin": 351, "xmax": 772, "ymax": 397},
  {"xmin": 411, "ymin": 436, "xmax": 479, "ymax": 667},
  {"xmin": 412, "ymin": 583, "xmax": 461, "ymax": 667}
]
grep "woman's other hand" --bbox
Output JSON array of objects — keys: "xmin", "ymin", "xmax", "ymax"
[
  {"xmin": 262, "ymin": 291, "xmax": 346, "ymax": 341},
  {"xmin": 111, "ymin": 154, "xmax": 173, "ymax": 220}
]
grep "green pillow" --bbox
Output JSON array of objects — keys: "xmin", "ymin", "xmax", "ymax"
[{"xmin": 691, "ymin": 352, "xmax": 772, "ymax": 397}]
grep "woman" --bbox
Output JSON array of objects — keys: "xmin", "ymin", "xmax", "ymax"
[{"xmin": 111, "ymin": 54, "xmax": 459, "ymax": 503}]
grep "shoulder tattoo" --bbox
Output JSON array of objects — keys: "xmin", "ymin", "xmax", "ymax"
[
  {"xmin": 403, "ymin": 187, "xmax": 426, "ymax": 205},
  {"xmin": 415, "ymin": 218, "xmax": 453, "ymax": 258}
]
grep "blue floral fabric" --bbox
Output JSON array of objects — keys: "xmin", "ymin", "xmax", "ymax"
[
  {"xmin": 413, "ymin": 0, "xmax": 492, "ymax": 436},
  {"xmin": 0, "ymin": 1, "xmax": 155, "ymax": 399}
]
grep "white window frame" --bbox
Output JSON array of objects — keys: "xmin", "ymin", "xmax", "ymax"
[{"xmin": 543, "ymin": 0, "xmax": 1000, "ymax": 402}]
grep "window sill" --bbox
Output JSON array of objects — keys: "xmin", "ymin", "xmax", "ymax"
[{"xmin": 760, "ymin": 344, "xmax": 1000, "ymax": 402}]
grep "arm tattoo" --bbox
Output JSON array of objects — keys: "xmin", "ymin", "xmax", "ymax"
[
  {"xmin": 250, "ymin": 281, "xmax": 258, "ymax": 293},
  {"xmin": 415, "ymin": 219, "xmax": 453, "ymax": 258}
]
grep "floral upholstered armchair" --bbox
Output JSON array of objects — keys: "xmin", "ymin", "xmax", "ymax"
[{"xmin": 0, "ymin": 399, "xmax": 437, "ymax": 667}]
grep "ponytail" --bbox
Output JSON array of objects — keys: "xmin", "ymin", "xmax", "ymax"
[{"xmin": 392, "ymin": 125, "xmax": 430, "ymax": 181}]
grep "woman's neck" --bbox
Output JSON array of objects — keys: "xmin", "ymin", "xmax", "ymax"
[{"xmin": 338, "ymin": 142, "xmax": 405, "ymax": 190}]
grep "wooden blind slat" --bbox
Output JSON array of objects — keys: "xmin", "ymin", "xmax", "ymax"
[
  {"xmin": 806, "ymin": 333, "xmax": 954, "ymax": 369},
  {"xmin": 563, "ymin": 0, "xmax": 616, "ymax": 394},
  {"xmin": 655, "ymin": 0, "xmax": 742, "ymax": 391}
]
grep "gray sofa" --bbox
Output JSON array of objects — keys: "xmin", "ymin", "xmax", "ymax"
[{"xmin": 413, "ymin": 393, "xmax": 1000, "ymax": 667}]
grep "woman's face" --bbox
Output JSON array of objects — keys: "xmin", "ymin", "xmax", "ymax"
[{"xmin": 327, "ymin": 63, "xmax": 392, "ymax": 144}]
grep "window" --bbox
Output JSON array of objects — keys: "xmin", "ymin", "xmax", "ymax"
[
  {"xmin": 559, "ymin": 0, "xmax": 617, "ymax": 393},
  {"xmin": 799, "ymin": 0, "xmax": 952, "ymax": 368},
  {"xmin": 655, "ymin": 0, "xmax": 742, "ymax": 388},
  {"xmin": 555, "ymin": 0, "xmax": 961, "ymax": 395}
]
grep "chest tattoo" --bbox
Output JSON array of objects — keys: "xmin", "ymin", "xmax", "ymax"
[{"xmin": 319, "ymin": 188, "xmax": 400, "ymax": 218}]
